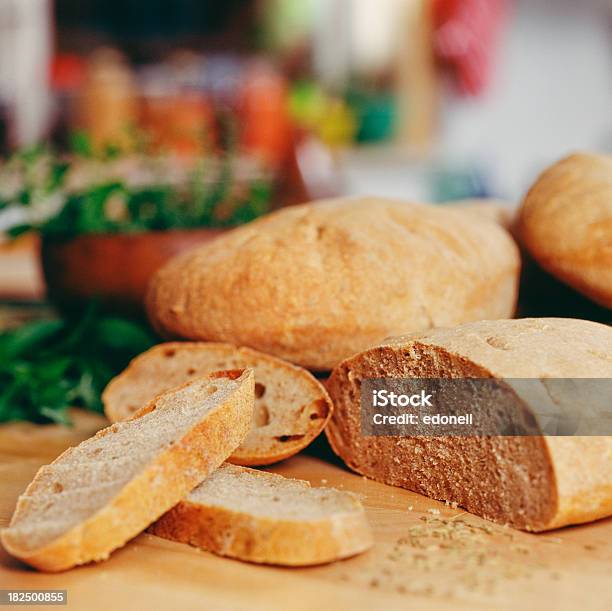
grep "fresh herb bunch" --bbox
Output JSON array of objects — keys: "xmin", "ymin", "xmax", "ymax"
[
  {"xmin": 1, "ymin": 133, "xmax": 272, "ymax": 240},
  {"xmin": 0, "ymin": 307, "xmax": 157, "ymax": 425}
]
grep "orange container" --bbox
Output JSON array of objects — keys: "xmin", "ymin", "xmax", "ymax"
[
  {"xmin": 41, "ymin": 229, "xmax": 223, "ymax": 315},
  {"xmin": 140, "ymin": 93, "xmax": 216, "ymax": 157},
  {"xmin": 239, "ymin": 65, "xmax": 294, "ymax": 169}
]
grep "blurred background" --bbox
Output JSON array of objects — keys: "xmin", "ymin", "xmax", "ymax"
[
  {"xmin": 0, "ymin": 1, "xmax": 610, "ymax": 189},
  {"xmin": 1, "ymin": 0, "xmax": 612, "ymax": 303},
  {"xmin": 0, "ymin": 0, "xmax": 611, "ymax": 424}
]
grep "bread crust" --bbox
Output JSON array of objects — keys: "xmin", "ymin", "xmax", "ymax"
[
  {"xmin": 102, "ymin": 342, "xmax": 333, "ymax": 466},
  {"xmin": 146, "ymin": 198, "xmax": 520, "ymax": 370},
  {"xmin": 149, "ymin": 466, "xmax": 373, "ymax": 566},
  {"xmin": 518, "ymin": 153, "xmax": 612, "ymax": 308},
  {"xmin": 1, "ymin": 371, "xmax": 254, "ymax": 571},
  {"xmin": 325, "ymin": 318, "xmax": 612, "ymax": 531}
]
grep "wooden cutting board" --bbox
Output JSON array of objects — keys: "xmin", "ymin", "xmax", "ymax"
[{"xmin": 0, "ymin": 411, "xmax": 610, "ymax": 611}]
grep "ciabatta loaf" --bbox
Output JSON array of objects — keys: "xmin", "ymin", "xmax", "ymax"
[
  {"xmin": 518, "ymin": 153, "xmax": 612, "ymax": 308},
  {"xmin": 146, "ymin": 197, "xmax": 520, "ymax": 370},
  {"xmin": 326, "ymin": 318, "xmax": 612, "ymax": 531},
  {"xmin": 149, "ymin": 463, "xmax": 373, "ymax": 566},
  {"xmin": 1, "ymin": 370, "xmax": 254, "ymax": 571},
  {"xmin": 103, "ymin": 342, "xmax": 332, "ymax": 465}
]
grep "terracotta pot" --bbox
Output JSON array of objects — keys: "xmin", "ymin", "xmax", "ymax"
[{"xmin": 41, "ymin": 229, "xmax": 224, "ymax": 315}]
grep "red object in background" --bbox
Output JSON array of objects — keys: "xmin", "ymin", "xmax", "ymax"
[
  {"xmin": 238, "ymin": 64, "xmax": 294, "ymax": 169},
  {"xmin": 51, "ymin": 54, "xmax": 86, "ymax": 92},
  {"xmin": 140, "ymin": 93, "xmax": 217, "ymax": 157},
  {"xmin": 433, "ymin": 0, "xmax": 508, "ymax": 96}
]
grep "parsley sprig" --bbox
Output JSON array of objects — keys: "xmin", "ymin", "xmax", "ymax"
[
  {"xmin": 1, "ymin": 134, "xmax": 272, "ymax": 240},
  {"xmin": 0, "ymin": 307, "xmax": 156, "ymax": 425}
]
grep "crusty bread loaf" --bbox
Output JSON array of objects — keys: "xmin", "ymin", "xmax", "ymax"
[
  {"xmin": 103, "ymin": 342, "xmax": 332, "ymax": 465},
  {"xmin": 518, "ymin": 153, "xmax": 612, "ymax": 308},
  {"xmin": 146, "ymin": 197, "xmax": 520, "ymax": 370},
  {"xmin": 1, "ymin": 370, "xmax": 254, "ymax": 571},
  {"xmin": 326, "ymin": 318, "xmax": 612, "ymax": 531},
  {"xmin": 149, "ymin": 463, "xmax": 373, "ymax": 566}
]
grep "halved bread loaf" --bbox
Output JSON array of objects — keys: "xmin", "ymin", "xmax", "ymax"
[
  {"xmin": 103, "ymin": 342, "xmax": 332, "ymax": 466},
  {"xmin": 1, "ymin": 370, "xmax": 254, "ymax": 571},
  {"xmin": 326, "ymin": 318, "xmax": 612, "ymax": 531},
  {"xmin": 149, "ymin": 463, "xmax": 373, "ymax": 566}
]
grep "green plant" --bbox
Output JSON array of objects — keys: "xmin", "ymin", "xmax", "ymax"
[
  {"xmin": 1, "ymin": 134, "xmax": 272, "ymax": 240},
  {"xmin": 0, "ymin": 307, "xmax": 157, "ymax": 425}
]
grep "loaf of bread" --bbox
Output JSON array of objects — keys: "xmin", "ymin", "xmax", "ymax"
[
  {"xmin": 149, "ymin": 463, "xmax": 373, "ymax": 566},
  {"xmin": 518, "ymin": 153, "xmax": 612, "ymax": 308},
  {"xmin": 103, "ymin": 342, "xmax": 332, "ymax": 465},
  {"xmin": 146, "ymin": 197, "xmax": 520, "ymax": 370},
  {"xmin": 326, "ymin": 318, "xmax": 612, "ymax": 531},
  {"xmin": 1, "ymin": 370, "xmax": 254, "ymax": 571}
]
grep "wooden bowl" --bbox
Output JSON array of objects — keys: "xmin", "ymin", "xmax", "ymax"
[{"xmin": 41, "ymin": 229, "xmax": 224, "ymax": 315}]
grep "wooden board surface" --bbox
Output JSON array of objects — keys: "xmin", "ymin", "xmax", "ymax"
[{"xmin": 0, "ymin": 411, "xmax": 610, "ymax": 611}]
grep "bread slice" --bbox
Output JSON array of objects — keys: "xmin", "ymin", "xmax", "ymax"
[
  {"xmin": 103, "ymin": 342, "xmax": 332, "ymax": 466},
  {"xmin": 326, "ymin": 318, "xmax": 612, "ymax": 532},
  {"xmin": 1, "ymin": 370, "xmax": 254, "ymax": 572},
  {"xmin": 149, "ymin": 463, "xmax": 373, "ymax": 566}
]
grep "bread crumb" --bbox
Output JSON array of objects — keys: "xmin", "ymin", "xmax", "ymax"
[
  {"xmin": 408, "ymin": 505, "xmax": 413, "ymax": 511},
  {"xmin": 355, "ymin": 514, "xmax": 542, "ymax": 598}
]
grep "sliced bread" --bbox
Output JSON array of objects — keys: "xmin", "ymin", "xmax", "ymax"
[
  {"xmin": 326, "ymin": 318, "xmax": 612, "ymax": 531},
  {"xmin": 149, "ymin": 463, "xmax": 373, "ymax": 566},
  {"xmin": 103, "ymin": 342, "xmax": 332, "ymax": 466},
  {"xmin": 1, "ymin": 370, "xmax": 254, "ymax": 571}
]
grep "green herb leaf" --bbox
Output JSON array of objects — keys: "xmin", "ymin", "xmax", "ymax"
[
  {"xmin": 69, "ymin": 131, "xmax": 94, "ymax": 158},
  {"xmin": 0, "ymin": 306, "xmax": 158, "ymax": 425},
  {"xmin": 2, "ymin": 133, "xmax": 272, "ymax": 240},
  {"xmin": 93, "ymin": 318, "xmax": 157, "ymax": 353},
  {"xmin": 0, "ymin": 319, "xmax": 64, "ymax": 360},
  {"xmin": 6, "ymin": 224, "xmax": 34, "ymax": 238}
]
